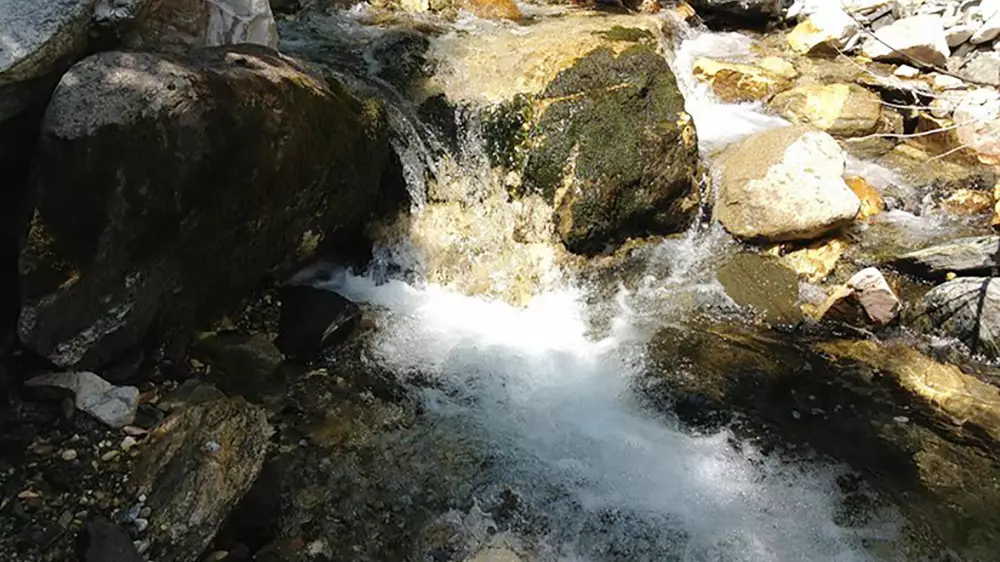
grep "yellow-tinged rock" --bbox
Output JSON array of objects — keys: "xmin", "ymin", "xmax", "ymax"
[
  {"xmin": 781, "ymin": 237, "xmax": 847, "ymax": 282},
  {"xmin": 691, "ymin": 57, "xmax": 792, "ymax": 103},
  {"xmin": 940, "ymin": 189, "xmax": 993, "ymax": 215},
  {"xmin": 757, "ymin": 56, "xmax": 798, "ymax": 79},
  {"xmin": 456, "ymin": 0, "xmax": 522, "ymax": 20},
  {"xmin": 844, "ymin": 175, "xmax": 885, "ymax": 219},
  {"xmin": 814, "ymin": 340, "xmax": 1000, "ymax": 444},
  {"xmin": 769, "ymin": 83, "xmax": 883, "ymax": 137}
]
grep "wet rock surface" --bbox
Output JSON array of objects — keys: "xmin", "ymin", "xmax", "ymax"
[
  {"xmin": 132, "ymin": 397, "xmax": 270, "ymax": 562},
  {"xmin": 644, "ymin": 323, "xmax": 1000, "ymax": 559},
  {"xmin": 275, "ymin": 285, "xmax": 361, "ymax": 360},
  {"xmin": 909, "ymin": 277, "xmax": 1000, "ymax": 359},
  {"xmin": 77, "ymin": 517, "xmax": 143, "ymax": 562},
  {"xmin": 17, "ymin": 45, "xmax": 403, "ymax": 371},
  {"xmin": 891, "ymin": 235, "xmax": 1000, "ymax": 278},
  {"xmin": 520, "ymin": 35, "xmax": 699, "ymax": 253}
]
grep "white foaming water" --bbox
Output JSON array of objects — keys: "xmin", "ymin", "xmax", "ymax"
[
  {"xmin": 323, "ymin": 269, "xmax": 899, "ymax": 561},
  {"xmin": 671, "ymin": 31, "xmax": 790, "ymax": 153}
]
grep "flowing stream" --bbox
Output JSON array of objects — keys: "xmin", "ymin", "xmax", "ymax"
[{"xmin": 277, "ymin": 9, "xmax": 971, "ymax": 560}]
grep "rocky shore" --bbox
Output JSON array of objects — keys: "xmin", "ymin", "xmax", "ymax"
[{"xmin": 2, "ymin": 0, "xmax": 1000, "ymax": 560}]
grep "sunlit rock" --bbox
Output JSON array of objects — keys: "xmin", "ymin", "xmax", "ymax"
[
  {"xmin": 0, "ymin": 0, "xmax": 102, "ymax": 121},
  {"xmin": 815, "ymin": 267, "xmax": 900, "ymax": 326},
  {"xmin": 714, "ymin": 125, "xmax": 860, "ymax": 242},
  {"xmin": 768, "ymin": 84, "xmax": 883, "ymax": 138},
  {"xmin": 691, "ymin": 57, "xmax": 794, "ymax": 102},
  {"xmin": 891, "ymin": 236, "xmax": 1000, "ymax": 278},
  {"xmin": 953, "ymin": 87, "xmax": 1000, "ymax": 165},
  {"xmin": 780, "ymin": 237, "xmax": 847, "ymax": 282},
  {"xmin": 844, "ymin": 175, "xmax": 885, "ymax": 219},
  {"xmin": 909, "ymin": 277, "xmax": 1000, "ymax": 358},
  {"xmin": 862, "ymin": 15, "xmax": 950, "ymax": 67},
  {"xmin": 786, "ymin": 5, "xmax": 859, "ymax": 55}
]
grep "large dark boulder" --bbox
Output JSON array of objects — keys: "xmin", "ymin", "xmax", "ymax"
[
  {"xmin": 687, "ymin": 0, "xmax": 784, "ymax": 27},
  {"xmin": 18, "ymin": 45, "xmax": 404, "ymax": 370}
]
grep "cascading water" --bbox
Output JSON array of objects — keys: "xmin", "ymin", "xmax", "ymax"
[{"xmin": 279, "ymin": 9, "xmax": 933, "ymax": 561}]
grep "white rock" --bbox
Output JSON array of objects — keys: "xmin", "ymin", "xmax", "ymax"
[
  {"xmin": 26, "ymin": 372, "xmax": 139, "ymax": 428},
  {"xmin": 714, "ymin": 125, "xmax": 861, "ymax": 242},
  {"xmin": 128, "ymin": 0, "xmax": 278, "ymax": 51},
  {"xmin": 205, "ymin": 0, "xmax": 277, "ymax": 48},
  {"xmin": 971, "ymin": 12, "xmax": 1000, "ymax": 44},
  {"xmin": 954, "ymin": 87, "xmax": 1000, "ymax": 164},
  {"xmin": 894, "ymin": 65, "xmax": 921, "ymax": 77},
  {"xmin": 945, "ymin": 23, "xmax": 976, "ymax": 47},
  {"xmin": 862, "ymin": 15, "xmax": 951, "ymax": 67},
  {"xmin": 787, "ymin": 5, "xmax": 859, "ymax": 54},
  {"xmin": 932, "ymin": 73, "xmax": 966, "ymax": 90}
]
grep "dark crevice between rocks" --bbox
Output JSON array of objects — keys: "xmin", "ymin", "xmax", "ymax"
[{"xmin": 0, "ymin": 100, "xmax": 48, "ymax": 453}]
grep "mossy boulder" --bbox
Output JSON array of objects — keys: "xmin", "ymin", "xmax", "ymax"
[
  {"xmin": 418, "ymin": 18, "xmax": 699, "ymax": 256},
  {"xmin": 519, "ymin": 41, "xmax": 699, "ymax": 254},
  {"xmin": 18, "ymin": 45, "xmax": 404, "ymax": 370}
]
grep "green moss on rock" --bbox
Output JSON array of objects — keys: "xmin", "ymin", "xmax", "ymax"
[{"xmin": 521, "ymin": 44, "xmax": 699, "ymax": 254}]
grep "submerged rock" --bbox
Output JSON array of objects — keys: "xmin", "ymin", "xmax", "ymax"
[
  {"xmin": 891, "ymin": 236, "xmax": 1000, "ymax": 278},
  {"xmin": 25, "ymin": 371, "xmax": 139, "ymax": 428},
  {"xmin": 18, "ymin": 45, "xmax": 402, "ymax": 370},
  {"xmin": 716, "ymin": 252, "xmax": 802, "ymax": 324},
  {"xmin": 275, "ymin": 286, "xmax": 361, "ymax": 360},
  {"xmin": 862, "ymin": 15, "xmax": 951, "ymax": 67},
  {"xmin": 909, "ymin": 277, "xmax": 1000, "ymax": 359},
  {"xmin": 645, "ymin": 323, "xmax": 1000, "ymax": 558},
  {"xmin": 77, "ymin": 517, "xmax": 143, "ymax": 562},
  {"xmin": 133, "ymin": 397, "xmax": 270, "ymax": 562},
  {"xmin": 768, "ymin": 84, "xmax": 883, "ymax": 138},
  {"xmin": 714, "ymin": 125, "xmax": 860, "ymax": 242}
]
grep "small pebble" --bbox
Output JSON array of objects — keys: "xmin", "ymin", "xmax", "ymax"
[
  {"xmin": 201, "ymin": 440, "xmax": 222, "ymax": 455},
  {"xmin": 894, "ymin": 416, "xmax": 910, "ymax": 423},
  {"xmin": 101, "ymin": 450, "xmax": 120, "ymax": 462},
  {"xmin": 134, "ymin": 518, "xmax": 149, "ymax": 533},
  {"xmin": 791, "ymin": 410, "xmax": 802, "ymax": 420},
  {"xmin": 135, "ymin": 539, "xmax": 151, "ymax": 554},
  {"xmin": 140, "ymin": 507, "xmax": 152, "ymax": 518},
  {"xmin": 30, "ymin": 443, "xmax": 55, "ymax": 456},
  {"xmin": 894, "ymin": 65, "xmax": 920, "ymax": 78},
  {"xmin": 138, "ymin": 494, "xmax": 147, "ymax": 503},
  {"xmin": 123, "ymin": 426, "xmax": 148, "ymax": 437},
  {"xmin": 17, "ymin": 490, "xmax": 40, "ymax": 499},
  {"xmin": 121, "ymin": 436, "xmax": 138, "ymax": 451},
  {"xmin": 61, "ymin": 449, "xmax": 78, "ymax": 461},
  {"xmin": 58, "ymin": 511, "xmax": 73, "ymax": 529},
  {"xmin": 205, "ymin": 551, "xmax": 229, "ymax": 562}
]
